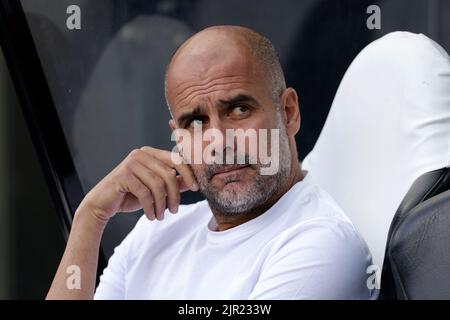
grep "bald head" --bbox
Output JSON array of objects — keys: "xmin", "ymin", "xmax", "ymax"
[
  {"xmin": 165, "ymin": 25, "xmax": 286, "ymax": 110},
  {"xmin": 162, "ymin": 26, "xmax": 301, "ymax": 217}
]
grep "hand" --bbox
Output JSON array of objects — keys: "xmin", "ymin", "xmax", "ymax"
[{"xmin": 78, "ymin": 146, "xmax": 199, "ymax": 223}]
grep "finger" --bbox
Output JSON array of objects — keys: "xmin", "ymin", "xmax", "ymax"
[
  {"xmin": 177, "ymin": 175, "xmax": 192, "ymax": 192},
  {"xmin": 131, "ymin": 158, "xmax": 179, "ymax": 215},
  {"xmin": 140, "ymin": 158, "xmax": 180, "ymax": 214},
  {"xmin": 140, "ymin": 147, "xmax": 199, "ymax": 192},
  {"xmin": 124, "ymin": 173, "xmax": 156, "ymax": 221},
  {"xmin": 170, "ymin": 152, "xmax": 199, "ymax": 192},
  {"xmin": 130, "ymin": 150, "xmax": 179, "ymax": 215},
  {"xmin": 128, "ymin": 161, "xmax": 167, "ymax": 221}
]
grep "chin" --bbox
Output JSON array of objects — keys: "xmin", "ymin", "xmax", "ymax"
[{"xmin": 216, "ymin": 184, "xmax": 256, "ymax": 205}]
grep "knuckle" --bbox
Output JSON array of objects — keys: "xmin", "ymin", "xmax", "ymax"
[
  {"xmin": 118, "ymin": 169, "xmax": 133, "ymax": 182},
  {"xmin": 164, "ymin": 167, "xmax": 177, "ymax": 178},
  {"xmin": 140, "ymin": 146, "xmax": 154, "ymax": 153},
  {"xmin": 152, "ymin": 175, "xmax": 165, "ymax": 188},
  {"xmin": 120, "ymin": 162, "xmax": 136, "ymax": 178},
  {"xmin": 136, "ymin": 184, "xmax": 149, "ymax": 197},
  {"xmin": 128, "ymin": 149, "xmax": 144, "ymax": 163},
  {"xmin": 152, "ymin": 184, "xmax": 166, "ymax": 199},
  {"xmin": 141, "ymin": 192, "xmax": 153, "ymax": 203},
  {"xmin": 143, "ymin": 169, "xmax": 155, "ymax": 179},
  {"xmin": 155, "ymin": 185, "xmax": 166, "ymax": 199},
  {"xmin": 129, "ymin": 148, "xmax": 141, "ymax": 158}
]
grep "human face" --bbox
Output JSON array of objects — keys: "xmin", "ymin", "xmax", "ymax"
[{"xmin": 167, "ymin": 37, "xmax": 291, "ymax": 215}]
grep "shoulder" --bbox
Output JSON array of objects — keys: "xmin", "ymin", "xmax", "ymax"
[
  {"xmin": 256, "ymin": 208, "xmax": 373, "ymax": 299},
  {"xmin": 256, "ymin": 179, "xmax": 374, "ymax": 298},
  {"xmin": 277, "ymin": 177, "xmax": 370, "ymax": 262},
  {"xmin": 269, "ymin": 215, "xmax": 370, "ymax": 264},
  {"xmin": 253, "ymin": 216, "xmax": 374, "ymax": 299}
]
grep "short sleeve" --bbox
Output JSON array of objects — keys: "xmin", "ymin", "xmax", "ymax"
[{"xmin": 248, "ymin": 219, "xmax": 374, "ymax": 300}]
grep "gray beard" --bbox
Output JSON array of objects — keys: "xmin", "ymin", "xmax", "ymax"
[
  {"xmin": 193, "ymin": 132, "xmax": 291, "ymax": 216},
  {"xmin": 201, "ymin": 164, "xmax": 288, "ymax": 216}
]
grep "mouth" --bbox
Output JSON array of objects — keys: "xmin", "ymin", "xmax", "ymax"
[{"xmin": 212, "ymin": 164, "xmax": 251, "ymax": 179}]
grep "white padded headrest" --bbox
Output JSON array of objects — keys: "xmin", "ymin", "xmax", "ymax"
[{"xmin": 302, "ymin": 32, "xmax": 450, "ymax": 267}]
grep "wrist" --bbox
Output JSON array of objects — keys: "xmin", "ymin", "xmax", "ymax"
[{"xmin": 73, "ymin": 203, "xmax": 110, "ymax": 232}]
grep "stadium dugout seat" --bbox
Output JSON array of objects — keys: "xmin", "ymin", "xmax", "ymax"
[{"xmin": 302, "ymin": 31, "xmax": 450, "ymax": 299}]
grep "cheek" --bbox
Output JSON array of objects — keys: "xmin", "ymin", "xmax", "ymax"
[
  {"xmin": 247, "ymin": 108, "xmax": 280, "ymax": 131},
  {"xmin": 242, "ymin": 114, "xmax": 279, "ymax": 156}
]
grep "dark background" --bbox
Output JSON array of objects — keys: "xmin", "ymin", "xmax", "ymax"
[{"xmin": 0, "ymin": 0, "xmax": 448, "ymax": 299}]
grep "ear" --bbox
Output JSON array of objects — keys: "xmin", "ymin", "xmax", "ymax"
[
  {"xmin": 279, "ymin": 87, "xmax": 301, "ymax": 137},
  {"xmin": 169, "ymin": 119, "xmax": 177, "ymax": 132},
  {"xmin": 169, "ymin": 119, "xmax": 183, "ymax": 146}
]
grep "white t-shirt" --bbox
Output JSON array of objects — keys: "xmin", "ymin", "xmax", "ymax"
[{"xmin": 94, "ymin": 174, "xmax": 374, "ymax": 299}]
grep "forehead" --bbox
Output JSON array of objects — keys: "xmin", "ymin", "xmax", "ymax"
[
  {"xmin": 167, "ymin": 38, "xmax": 267, "ymax": 114},
  {"xmin": 172, "ymin": 44, "xmax": 253, "ymax": 81}
]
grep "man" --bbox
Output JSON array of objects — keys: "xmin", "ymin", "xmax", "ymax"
[{"xmin": 47, "ymin": 25, "xmax": 373, "ymax": 299}]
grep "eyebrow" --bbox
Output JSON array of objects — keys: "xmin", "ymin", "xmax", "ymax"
[
  {"xmin": 176, "ymin": 93, "xmax": 260, "ymax": 127},
  {"xmin": 217, "ymin": 93, "xmax": 259, "ymax": 107},
  {"xmin": 177, "ymin": 106, "xmax": 206, "ymax": 127}
]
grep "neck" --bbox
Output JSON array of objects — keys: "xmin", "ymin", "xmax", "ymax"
[{"xmin": 210, "ymin": 161, "xmax": 305, "ymax": 232}]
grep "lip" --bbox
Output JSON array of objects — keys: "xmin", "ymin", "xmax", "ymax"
[{"xmin": 212, "ymin": 164, "xmax": 250, "ymax": 178}]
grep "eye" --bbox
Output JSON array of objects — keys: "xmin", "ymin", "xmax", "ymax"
[{"xmin": 230, "ymin": 105, "xmax": 250, "ymax": 116}]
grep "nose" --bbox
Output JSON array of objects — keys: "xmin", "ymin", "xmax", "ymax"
[{"xmin": 203, "ymin": 118, "xmax": 232, "ymax": 164}]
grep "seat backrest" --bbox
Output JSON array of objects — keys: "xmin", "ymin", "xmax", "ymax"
[
  {"xmin": 302, "ymin": 32, "xmax": 450, "ymax": 267},
  {"xmin": 382, "ymin": 186, "xmax": 450, "ymax": 299},
  {"xmin": 386, "ymin": 167, "xmax": 450, "ymax": 239}
]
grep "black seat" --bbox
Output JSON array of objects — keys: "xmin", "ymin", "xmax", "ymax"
[{"xmin": 381, "ymin": 167, "xmax": 450, "ymax": 299}]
